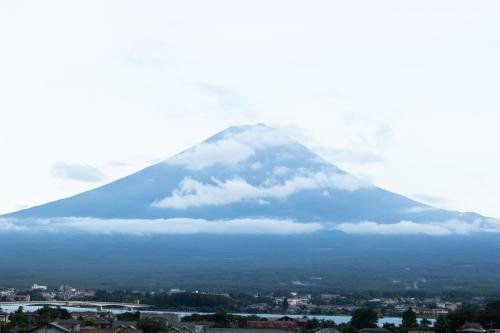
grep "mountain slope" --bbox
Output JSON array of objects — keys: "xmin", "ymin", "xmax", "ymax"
[
  {"xmin": 2, "ymin": 124, "xmax": 499, "ymax": 292},
  {"xmin": 4, "ymin": 124, "xmax": 480, "ymax": 224}
]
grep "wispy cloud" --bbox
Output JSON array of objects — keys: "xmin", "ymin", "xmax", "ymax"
[
  {"xmin": 0, "ymin": 217, "xmax": 323, "ymax": 236},
  {"xmin": 404, "ymin": 206, "xmax": 439, "ymax": 213},
  {"xmin": 152, "ymin": 171, "xmax": 370, "ymax": 209},
  {"xmin": 313, "ymin": 147, "xmax": 384, "ymax": 165},
  {"xmin": 410, "ymin": 194, "xmax": 448, "ymax": 206},
  {"xmin": 0, "ymin": 219, "xmax": 28, "ymax": 232},
  {"xmin": 3, "ymin": 217, "xmax": 500, "ymax": 237},
  {"xmin": 334, "ymin": 219, "xmax": 500, "ymax": 236},
  {"xmin": 51, "ymin": 162, "xmax": 107, "ymax": 182},
  {"xmin": 167, "ymin": 139, "xmax": 255, "ymax": 170},
  {"xmin": 166, "ymin": 124, "xmax": 294, "ymax": 170}
]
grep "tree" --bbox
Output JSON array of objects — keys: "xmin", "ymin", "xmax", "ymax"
[
  {"xmin": 137, "ymin": 318, "xmax": 167, "ymax": 333},
  {"xmin": 117, "ymin": 311, "xmax": 141, "ymax": 321},
  {"xmin": 37, "ymin": 306, "xmax": 71, "ymax": 324},
  {"xmin": 383, "ymin": 323, "xmax": 397, "ymax": 332},
  {"xmin": 282, "ymin": 298, "xmax": 289, "ymax": 312},
  {"xmin": 419, "ymin": 318, "xmax": 432, "ymax": 331},
  {"xmin": 478, "ymin": 300, "xmax": 500, "ymax": 327},
  {"xmin": 401, "ymin": 307, "xmax": 417, "ymax": 329},
  {"xmin": 434, "ymin": 309, "xmax": 477, "ymax": 333},
  {"xmin": 351, "ymin": 308, "xmax": 378, "ymax": 329},
  {"xmin": 9, "ymin": 306, "xmax": 29, "ymax": 331}
]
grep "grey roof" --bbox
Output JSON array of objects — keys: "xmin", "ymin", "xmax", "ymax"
[
  {"xmin": 208, "ymin": 329, "xmax": 295, "ymax": 333},
  {"xmin": 457, "ymin": 323, "xmax": 486, "ymax": 333},
  {"xmin": 53, "ymin": 319, "xmax": 80, "ymax": 328},
  {"xmin": 171, "ymin": 322, "xmax": 198, "ymax": 331},
  {"xmin": 31, "ymin": 323, "xmax": 72, "ymax": 333},
  {"xmin": 316, "ymin": 328, "xmax": 343, "ymax": 333},
  {"xmin": 113, "ymin": 321, "xmax": 138, "ymax": 329},
  {"xmin": 359, "ymin": 329, "xmax": 392, "ymax": 333}
]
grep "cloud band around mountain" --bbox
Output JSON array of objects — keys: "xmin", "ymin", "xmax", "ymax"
[
  {"xmin": 152, "ymin": 172, "xmax": 369, "ymax": 209},
  {"xmin": 333, "ymin": 219, "xmax": 500, "ymax": 236},
  {"xmin": 0, "ymin": 217, "xmax": 323, "ymax": 236},
  {"xmin": 1, "ymin": 217, "xmax": 500, "ymax": 236},
  {"xmin": 51, "ymin": 162, "xmax": 107, "ymax": 182}
]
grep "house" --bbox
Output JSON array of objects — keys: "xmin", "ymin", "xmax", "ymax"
[
  {"xmin": 115, "ymin": 328, "xmax": 142, "ymax": 333},
  {"xmin": 0, "ymin": 309, "xmax": 9, "ymax": 323},
  {"xmin": 168, "ymin": 322, "xmax": 207, "ymax": 333},
  {"xmin": 80, "ymin": 329, "xmax": 113, "ymax": 333},
  {"xmin": 31, "ymin": 284, "xmax": 48, "ymax": 291},
  {"xmin": 93, "ymin": 318, "xmax": 112, "ymax": 329},
  {"xmin": 112, "ymin": 321, "xmax": 138, "ymax": 330},
  {"xmin": 140, "ymin": 313, "xmax": 179, "ymax": 326},
  {"xmin": 29, "ymin": 323, "xmax": 72, "ymax": 333},
  {"xmin": 359, "ymin": 328, "xmax": 393, "ymax": 333},
  {"xmin": 207, "ymin": 329, "xmax": 295, "ymax": 333},
  {"xmin": 247, "ymin": 320, "xmax": 297, "ymax": 331},
  {"xmin": 315, "ymin": 328, "xmax": 343, "ymax": 333},
  {"xmin": 275, "ymin": 317, "xmax": 308, "ymax": 326},
  {"xmin": 8, "ymin": 294, "xmax": 31, "ymax": 302},
  {"xmin": 456, "ymin": 323, "xmax": 486, "ymax": 333},
  {"xmin": 53, "ymin": 319, "xmax": 81, "ymax": 332},
  {"xmin": 72, "ymin": 312, "xmax": 114, "ymax": 321}
]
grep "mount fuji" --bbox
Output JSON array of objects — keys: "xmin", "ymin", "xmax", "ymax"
[
  {"xmin": 1, "ymin": 124, "xmax": 499, "ymax": 292},
  {"xmin": 3, "ymin": 124, "xmax": 482, "ymax": 226}
]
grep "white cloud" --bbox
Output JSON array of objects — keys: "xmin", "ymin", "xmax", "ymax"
[
  {"xmin": 251, "ymin": 162, "xmax": 262, "ymax": 170},
  {"xmin": 51, "ymin": 162, "xmax": 107, "ymax": 182},
  {"xmin": 404, "ymin": 206, "xmax": 439, "ymax": 213},
  {"xmin": 166, "ymin": 124, "xmax": 294, "ymax": 170},
  {"xmin": 334, "ymin": 219, "xmax": 500, "ymax": 236},
  {"xmin": 152, "ymin": 171, "xmax": 369, "ymax": 209},
  {"xmin": 0, "ymin": 220, "xmax": 28, "ymax": 232},
  {"xmin": 3, "ymin": 216, "xmax": 500, "ymax": 237},
  {"xmin": 0, "ymin": 217, "xmax": 323, "ymax": 236},
  {"xmin": 272, "ymin": 166, "xmax": 290, "ymax": 176},
  {"xmin": 167, "ymin": 139, "xmax": 255, "ymax": 170}
]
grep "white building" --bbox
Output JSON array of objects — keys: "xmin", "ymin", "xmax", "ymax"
[{"xmin": 32, "ymin": 284, "xmax": 48, "ymax": 291}]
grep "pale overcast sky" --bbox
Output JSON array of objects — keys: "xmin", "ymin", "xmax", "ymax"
[{"xmin": 1, "ymin": 1, "xmax": 499, "ymax": 217}]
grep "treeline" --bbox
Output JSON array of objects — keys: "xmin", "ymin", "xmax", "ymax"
[
  {"xmin": 92, "ymin": 290, "xmax": 273, "ymax": 312},
  {"xmin": 330, "ymin": 307, "xmax": 432, "ymax": 333},
  {"xmin": 183, "ymin": 312, "xmax": 266, "ymax": 328},
  {"xmin": 1, "ymin": 306, "xmax": 72, "ymax": 332},
  {"xmin": 434, "ymin": 300, "xmax": 500, "ymax": 333},
  {"xmin": 342, "ymin": 299, "xmax": 500, "ymax": 333}
]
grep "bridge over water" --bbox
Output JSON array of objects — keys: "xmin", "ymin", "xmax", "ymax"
[{"xmin": 0, "ymin": 301, "xmax": 151, "ymax": 311}]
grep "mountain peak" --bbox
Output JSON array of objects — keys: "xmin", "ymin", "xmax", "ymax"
[
  {"xmin": 4, "ymin": 124, "xmax": 481, "ymax": 228},
  {"xmin": 204, "ymin": 123, "xmax": 294, "ymax": 145},
  {"xmin": 166, "ymin": 123, "xmax": 308, "ymax": 170}
]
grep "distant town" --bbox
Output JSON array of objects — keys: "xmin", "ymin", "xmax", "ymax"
[{"xmin": 2, "ymin": 284, "xmax": 500, "ymax": 333}]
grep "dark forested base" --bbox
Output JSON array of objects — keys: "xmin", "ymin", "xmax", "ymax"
[{"xmin": 1, "ymin": 231, "xmax": 500, "ymax": 294}]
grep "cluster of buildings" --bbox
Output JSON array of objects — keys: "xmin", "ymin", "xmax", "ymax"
[
  {"xmin": 0, "ymin": 310, "xmax": 320, "ymax": 333},
  {"xmin": 0, "ymin": 289, "xmax": 31, "ymax": 302},
  {"xmin": 0, "ymin": 285, "xmax": 482, "ymax": 318},
  {"xmin": 270, "ymin": 293, "xmax": 468, "ymax": 317},
  {"xmin": 0, "ymin": 285, "xmax": 95, "ymax": 303}
]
